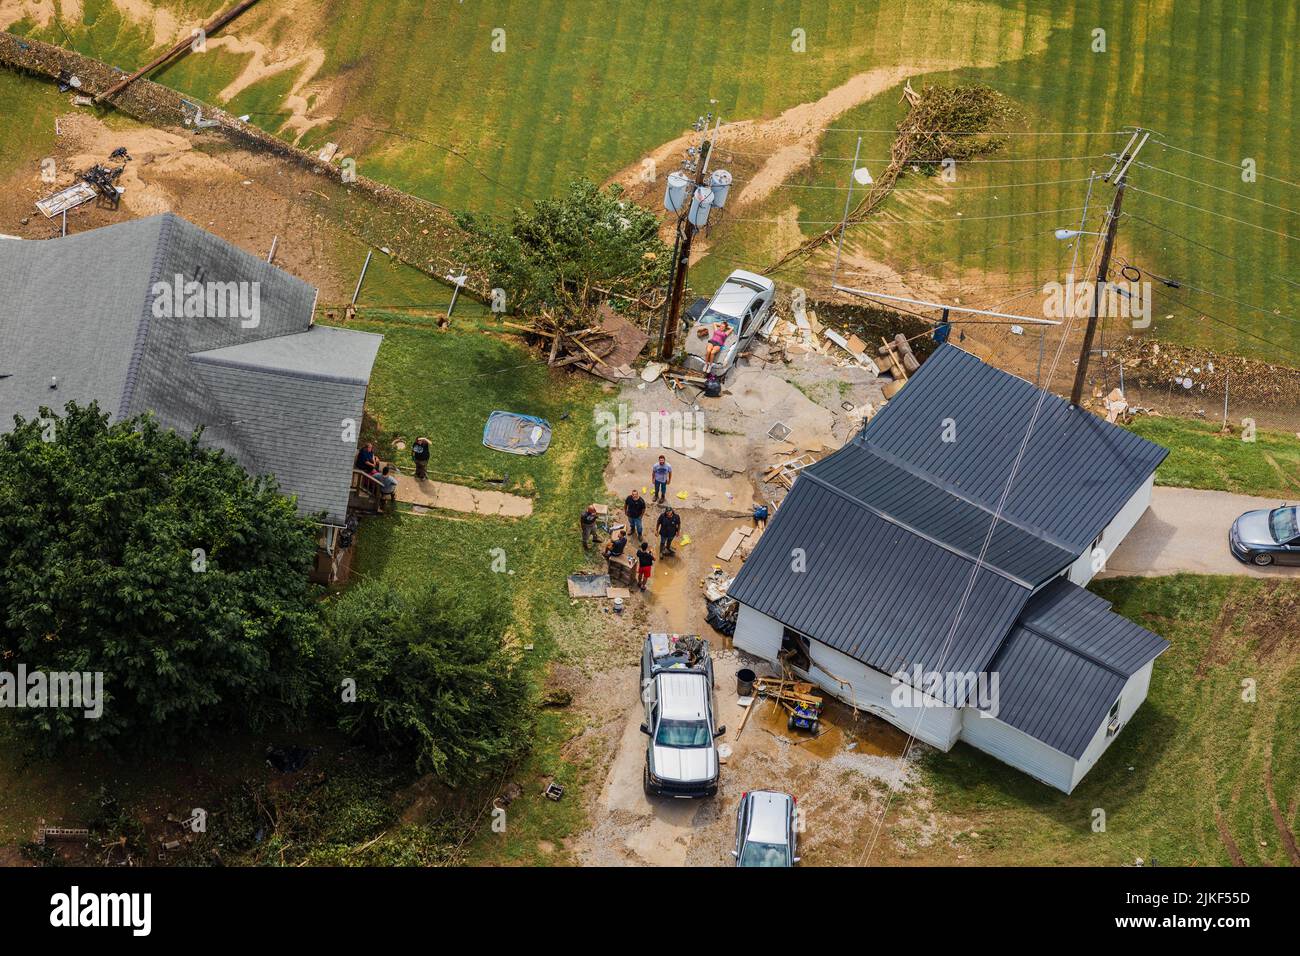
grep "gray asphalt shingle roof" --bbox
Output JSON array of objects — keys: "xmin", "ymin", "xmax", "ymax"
[
  {"xmin": 982, "ymin": 578, "xmax": 1169, "ymax": 758},
  {"xmin": 0, "ymin": 214, "xmax": 381, "ymax": 526},
  {"xmin": 729, "ymin": 343, "xmax": 1168, "ymax": 721}
]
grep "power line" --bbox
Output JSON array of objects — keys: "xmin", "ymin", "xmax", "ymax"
[
  {"xmin": 1150, "ymin": 138, "xmax": 1300, "ymax": 190},
  {"xmin": 819, "ymin": 127, "xmax": 1130, "ymax": 137},
  {"xmin": 1146, "ymin": 285, "xmax": 1298, "ymax": 358},
  {"xmin": 1123, "ymin": 213, "xmax": 1300, "ymax": 291},
  {"xmin": 716, "ymin": 146, "xmax": 1112, "ymax": 164},
  {"xmin": 1117, "ymin": 256, "xmax": 1300, "ymax": 327},
  {"xmin": 1127, "ymin": 185, "xmax": 1300, "ymax": 242},
  {"xmin": 727, "ymin": 205, "xmax": 1086, "ymax": 227},
  {"xmin": 857, "ymin": 233, "xmax": 1093, "ymax": 866},
  {"xmin": 1131, "ymin": 161, "xmax": 1300, "ymax": 218},
  {"xmin": 729, "ymin": 175, "xmax": 1095, "ymax": 194}
]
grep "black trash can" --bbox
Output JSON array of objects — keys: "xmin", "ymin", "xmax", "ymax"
[{"xmin": 736, "ymin": 668, "xmax": 756, "ymax": 697}]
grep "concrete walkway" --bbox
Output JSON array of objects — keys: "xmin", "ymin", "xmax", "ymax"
[
  {"xmin": 1101, "ymin": 486, "xmax": 1300, "ymax": 578},
  {"xmin": 393, "ymin": 475, "xmax": 532, "ymax": 517}
]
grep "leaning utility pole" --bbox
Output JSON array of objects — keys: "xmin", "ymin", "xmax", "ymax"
[
  {"xmin": 660, "ymin": 116, "xmax": 728, "ymax": 361},
  {"xmin": 94, "ymin": 0, "xmax": 261, "ymax": 104},
  {"xmin": 1070, "ymin": 131, "xmax": 1147, "ymax": 407},
  {"xmin": 661, "ymin": 143, "xmax": 709, "ymax": 360}
]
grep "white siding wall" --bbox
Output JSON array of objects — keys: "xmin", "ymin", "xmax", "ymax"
[
  {"xmin": 959, "ymin": 708, "xmax": 1077, "ymax": 792},
  {"xmin": 732, "ymin": 605, "xmax": 962, "ymax": 751},
  {"xmin": 1068, "ymin": 661, "xmax": 1154, "ymax": 791},
  {"xmin": 734, "ymin": 603, "xmax": 783, "ymax": 660},
  {"xmin": 737, "ymin": 604, "xmax": 1160, "ymax": 793},
  {"xmin": 958, "ymin": 660, "xmax": 1156, "ymax": 794},
  {"xmin": 1066, "ymin": 474, "xmax": 1155, "ymax": 585}
]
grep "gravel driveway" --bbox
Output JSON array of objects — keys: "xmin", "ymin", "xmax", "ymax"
[{"xmin": 1101, "ymin": 486, "xmax": 1300, "ymax": 578}]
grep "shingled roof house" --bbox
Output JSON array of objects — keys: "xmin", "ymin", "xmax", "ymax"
[
  {"xmin": 0, "ymin": 213, "xmax": 382, "ymax": 583},
  {"xmin": 729, "ymin": 345, "xmax": 1170, "ymax": 793}
]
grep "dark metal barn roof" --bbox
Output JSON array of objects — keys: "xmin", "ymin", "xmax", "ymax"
[
  {"xmin": 981, "ymin": 579, "xmax": 1169, "ymax": 758},
  {"xmin": 729, "ymin": 344, "xmax": 1168, "ymax": 721}
]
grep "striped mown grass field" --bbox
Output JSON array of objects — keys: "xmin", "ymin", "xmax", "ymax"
[{"xmin": 5, "ymin": 1, "xmax": 1296, "ymax": 358}]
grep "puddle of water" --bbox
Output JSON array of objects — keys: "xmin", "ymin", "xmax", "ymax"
[{"xmin": 752, "ymin": 695, "xmax": 909, "ymax": 759}]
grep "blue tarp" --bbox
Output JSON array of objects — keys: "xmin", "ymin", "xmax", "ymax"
[{"xmin": 483, "ymin": 411, "xmax": 552, "ymax": 455}]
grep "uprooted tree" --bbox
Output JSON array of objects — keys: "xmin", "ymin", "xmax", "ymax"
[
  {"xmin": 0, "ymin": 403, "xmax": 324, "ymax": 753},
  {"xmin": 456, "ymin": 179, "xmax": 671, "ymax": 341},
  {"xmin": 766, "ymin": 83, "xmax": 1019, "ymax": 273}
]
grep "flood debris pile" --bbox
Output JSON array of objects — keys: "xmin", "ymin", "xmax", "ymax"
[{"xmin": 1112, "ymin": 337, "xmax": 1300, "ymax": 407}]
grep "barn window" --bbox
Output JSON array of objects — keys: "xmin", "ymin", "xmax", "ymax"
[{"xmin": 780, "ymin": 627, "xmax": 812, "ymax": 672}]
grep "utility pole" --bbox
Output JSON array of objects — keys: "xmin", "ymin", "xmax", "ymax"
[
  {"xmin": 1070, "ymin": 132, "xmax": 1147, "ymax": 407},
  {"xmin": 661, "ymin": 142, "xmax": 710, "ymax": 360},
  {"xmin": 660, "ymin": 115, "xmax": 726, "ymax": 362}
]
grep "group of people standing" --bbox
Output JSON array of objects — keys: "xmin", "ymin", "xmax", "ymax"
[{"xmin": 582, "ymin": 455, "xmax": 685, "ymax": 593}]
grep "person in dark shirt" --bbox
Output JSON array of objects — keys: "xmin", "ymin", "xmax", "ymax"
[
  {"xmin": 624, "ymin": 489, "xmax": 646, "ymax": 538},
  {"xmin": 603, "ymin": 529, "xmax": 628, "ymax": 558},
  {"xmin": 604, "ymin": 530, "xmax": 633, "ymax": 585},
  {"xmin": 411, "ymin": 437, "xmax": 431, "ymax": 481},
  {"xmin": 656, "ymin": 506, "xmax": 681, "ymax": 556},
  {"xmin": 580, "ymin": 505, "xmax": 600, "ymax": 549},
  {"xmin": 355, "ymin": 442, "xmax": 379, "ymax": 473},
  {"xmin": 635, "ymin": 542, "xmax": 655, "ymax": 591}
]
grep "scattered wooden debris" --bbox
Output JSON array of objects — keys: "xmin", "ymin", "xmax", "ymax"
[
  {"xmin": 717, "ymin": 525, "xmax": 754, "ymax": 561},
  {"xmin": 506, "ymin": 305, "xmax": 646, "ymax": 381},
  {"xmin": 763, "ymin": 453, "xmax": 817, "ymax": 489}
]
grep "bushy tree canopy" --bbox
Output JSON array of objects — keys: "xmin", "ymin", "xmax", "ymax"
[
  {"xmin": 0, "ymin": 403, "xmax": 324, "ymax": 751},
  {"xmin": 325, "ymin": 580, "xmax": 531, "ymax": 786},
  {"xmin": 457, "ymin": 179, "xmax": 670, "ymax": 324}
]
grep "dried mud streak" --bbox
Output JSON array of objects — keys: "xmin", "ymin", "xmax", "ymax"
[
  {"xmin": 1213, "ymin": 807, "xmax": 1245, "ymax": 865},
  {"xmin": 0, "ymin": 31, "xmax": 485, "ymax": 299},
  {"xmin": 1265, "ymin": 759, "xmax": 1300, "ymax": 864},
  {"xmin": 1195, "ymin": 595, "xmax": 1240, "ymax": 679}
]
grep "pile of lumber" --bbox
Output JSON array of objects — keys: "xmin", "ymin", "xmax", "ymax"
[
  {"xmin": 752, "ymin": 676, "xmax": 822, "ymax": 706},
  {"xmin": 504, "ymin": 305, "xmax": 647, "ymax": 381},
  {"xmin": 878, "ymin": 333, "xmax": 919, "ymax": 398},
  {"xmin": 763, "ymin": 453, "xmax": 817, "ymax": 490},
  {"xmin": 735, "ymin": 675, "xmax": 825, "ymax": 740}
]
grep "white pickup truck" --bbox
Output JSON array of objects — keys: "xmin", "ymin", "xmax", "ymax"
[{"xmin": 639, "ymin": 633, "xmax": 725, "ymax": 798}]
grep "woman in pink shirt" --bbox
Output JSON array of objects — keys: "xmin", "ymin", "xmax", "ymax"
[{"xmin": 705, "ymin": 321, "xmax": 729, "ymax": 366}]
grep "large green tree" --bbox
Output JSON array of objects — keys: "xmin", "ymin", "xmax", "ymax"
[
  {"xmin": 325, "ymin": 580, "xmax": 531, "ymax": 786},
  {"xmin": 0, "ymin": 403, "xmax": 323, "ymax": 751},
  {"xmin": 457, "ymin": 178, "xmax": 670, "ymax": 327}
]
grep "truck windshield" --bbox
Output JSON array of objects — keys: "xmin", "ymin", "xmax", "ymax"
[
  {"xmin": 739, "ymin": 841, "xmax": 789, "ymax": 867},
  {"xmin": 655, "ymin": 718, "xmax": 710, "ymax": 747}
]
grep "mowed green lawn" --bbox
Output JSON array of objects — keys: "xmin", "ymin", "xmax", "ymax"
[
  {"xmin": 918, "ymin": 575, "xmax": 1300, "ymax": 866},
  {"xmin": 1128, "ymin": 415, "xmax": 1300, "ymax": 499},
  {"xmin": 706, "ymin": 1, "xmax": 1300, "ymax": 364},
  {"xmin": 337, "ymin": 312, "xmax": 613, "ymax": 864},
  {"xmin": 9, "ymin": 1, "xmax": 1296, "ymax": 359}
]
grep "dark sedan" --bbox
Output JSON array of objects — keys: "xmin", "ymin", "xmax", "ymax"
[{"xmin": 1229, "ymin": 505, "xmax": 1300, "ymax": 566}]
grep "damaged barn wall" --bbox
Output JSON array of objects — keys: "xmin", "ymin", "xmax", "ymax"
[{"xmin": 732, "ymin": 605, "xmax": 962, "ymax": 751}]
